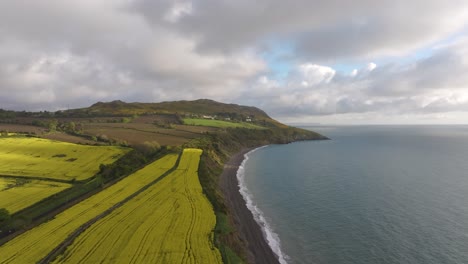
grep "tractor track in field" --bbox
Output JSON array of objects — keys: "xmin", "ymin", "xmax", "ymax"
[{"xmin": 38, "ymin": 154, "xmax": 182, "ymax": 264}]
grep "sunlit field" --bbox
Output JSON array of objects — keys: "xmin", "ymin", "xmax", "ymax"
[
  {"xmin": 0, "ymin": 137, "xmax": 128, "ymax": 181},
  {"xmin": 0, "ymin": 178, "xmax": 71, "ymax": 213},
  {"xmin": 53, "ymin": 149, "xmax": 221, "ymax": 263},
  {"xmin": 0, "ymin": 154, "xmax": 178, "ymax": 263},
  {"xmin": 183, "ymin": 118, "xmax": 264, "ymax": 129}
]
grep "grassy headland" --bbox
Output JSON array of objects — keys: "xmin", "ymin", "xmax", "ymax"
[
  {"xmin": 0, "ymin": 99, "xmax": 327, "ymax": 263},
  {"xmin": 184, "ymin": 127, "xmax": 326, "ymax": 263}
]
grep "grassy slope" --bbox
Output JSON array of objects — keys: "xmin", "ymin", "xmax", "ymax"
[
  {"xmin": 183, "ymin": 118, "xmax": 264, "ymax": 129},
  {"xmin": 72, "ymin": 99, "xmax": 271, "ymax": 119}
]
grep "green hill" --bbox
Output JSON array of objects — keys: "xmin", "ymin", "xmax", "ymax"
[{"xmin": 68, "ymin": 99, "xmax": 270, "ymax": 119}]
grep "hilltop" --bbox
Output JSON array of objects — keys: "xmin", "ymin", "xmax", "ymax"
[
  {"xmin": 70, "ymin": 99, "xmax": 286, "ymax": 128},
  {"xmin": 0, "ymin": 99, "xmax": 322, "ymax": 146},
  {"xmin": 83, "ymin": 99, "xmax": 271, "ymax": 119}
]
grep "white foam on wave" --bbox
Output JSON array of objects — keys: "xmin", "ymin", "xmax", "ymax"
[{"xmin": 236, "ymin": 146, "xmax": 290, "ymax": 264}]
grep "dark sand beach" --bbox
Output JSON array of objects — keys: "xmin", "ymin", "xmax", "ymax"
[{"xmin": 220, "ymin": 149, "xmax": 280, "ymax": 264}]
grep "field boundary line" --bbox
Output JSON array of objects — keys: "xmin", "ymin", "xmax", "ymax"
[
  {"xmin": 0, "ymin": 175, "xmax": 74, "ymax": 184},
  {"xmin": 89, "ymin": 125, "xmax": 196, "ymax": 139}
]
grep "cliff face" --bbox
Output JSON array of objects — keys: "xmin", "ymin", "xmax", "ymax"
[
  {"xmin": 186, "ymin": 127, "xmax": 327, "ymax": 211},
  {"xmin": 184, "ymin": 127, "xmax": 327, "ymax": 263}
]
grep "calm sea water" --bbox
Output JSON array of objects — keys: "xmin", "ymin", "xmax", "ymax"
[{"xmin": 239, "ymin": 126, "xmax": 468, "ymax": 264}]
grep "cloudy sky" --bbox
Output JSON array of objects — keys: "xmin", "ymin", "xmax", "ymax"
[{"xmin": 1, "ymin": 0, "xmax": 468, "ymax": 124}]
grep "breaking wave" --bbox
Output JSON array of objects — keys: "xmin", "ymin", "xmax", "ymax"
[{"xmin": 236, "ymin": 146, "xmax": 289, "ymax": 264}]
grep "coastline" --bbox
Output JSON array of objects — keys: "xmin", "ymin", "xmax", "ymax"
[{"xmin": 220, "ymin": 147, "xmax": 281, "ymax": 264}]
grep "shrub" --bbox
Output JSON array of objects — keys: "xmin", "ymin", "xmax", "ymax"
[{"xmin": 134, "ymin": 141, "xmax": 161, "ymax": 155}]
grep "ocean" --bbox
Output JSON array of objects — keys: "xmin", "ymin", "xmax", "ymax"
[{"xmin": 238, "ymin": 125, "xmax": 468, "ymax": 264}]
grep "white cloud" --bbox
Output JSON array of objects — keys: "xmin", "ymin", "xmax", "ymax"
[
  {"xmin": 243, "ymin": 38, "xmax": 468, "ymax": 123},
  {"xmin": 0, "ymin": 0, "xmax": 266, "ymax": 110},
  {"xmin": 252, "ymin": 76, "xmax": 279, "ymax": 94},
  {"xmin": 366, "ymin": 62, "xmax": 377, "ymax": 71},
  {"xmin": 163, "ymin": 1, "xmax": 193, "ymax": 23},
  {"xmin": 297, "ymin": 64, "xmax": 336, "ymax": 86}
]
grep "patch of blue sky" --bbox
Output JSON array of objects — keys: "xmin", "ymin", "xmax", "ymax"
[
  {"xmin": 332, "ymin": 44, "xmax": 443, "ymax": 74},
  {"xmin": 263, "ymin": 28, "xmax": 467, "ymax": 79},
  {"xmin": 431, "ymin": 27, "xmax": 468, "ymax": 49},
  {"xmin": 261, "ymin": 40, "xmax": 295, "ymax": 81},
  {"xmin": 374, "ymin": 28, "xmax": 468, "ymax": 66}
]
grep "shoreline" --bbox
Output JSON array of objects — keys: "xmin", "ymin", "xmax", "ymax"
[{"xmin": 220, "ymin": 147, "xmax": 281, "ymax": 264}]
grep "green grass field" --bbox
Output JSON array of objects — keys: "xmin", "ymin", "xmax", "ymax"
[
  {"xmin": 53, "ymin": 149, "xmax": 222, "ymax": 263},
  {"xmin": 183, "ymin": 118, "xmax": 264, "ymax": 129},
  {"xmin": 0, "ymin": 137, "xmax": 129, "ymax": 181},
  {"xmin": 0, "ymin": 154, "xmax": 178, "ymax": 264},
  {"xmin": 0, "ymin": 178, "xmax": 71, "ymax": 214}
]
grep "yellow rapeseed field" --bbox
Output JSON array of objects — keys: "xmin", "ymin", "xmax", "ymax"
[
  {"xmin": 0, "ymin": 178, "xmax": 71, "ymax": 213},
  {"xmin": 53, "ymin": 148, "xmax": 222, "ymax": 264},
  {"xmin": 0, "ymin": 154, "xmax": 178, "ymax": 264},
  {"xmin": 0, "ymin": 137, "xmax": 129, "ymax": 181}
]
